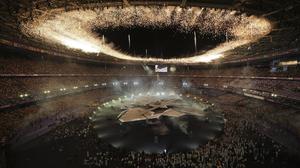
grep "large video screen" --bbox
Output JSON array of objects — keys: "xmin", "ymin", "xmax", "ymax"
[{"xmin": 155, "ymin": 65, "xmax": 168, "ymax": 72}]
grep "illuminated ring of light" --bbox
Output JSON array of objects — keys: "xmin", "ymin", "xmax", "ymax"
[{"xmin": 21, "ymin": 6, "xmax": 272, "ymax": 63}]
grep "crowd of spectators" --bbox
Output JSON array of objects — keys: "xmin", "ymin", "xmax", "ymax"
[
  {"xmin": 1, "ymin": 53, "xmax": 299, "ymax": 105},
  {"xmin": 0, "ymin": 55, "xmax": 145, "ymax": 75},
  {"xmin": 0, "ymin": 76, "xmax": 299, "ymax": 108},
  {"xmin": 1, "ymin": 50, "xmax": 300, "ymax": 168},
  {"xmin": 39, "ymin": 93, "xmax": 299, "ymax": 168},
  {"xmin": 191, "ymin": 77, "xmax": 300, "ymax": 101},
  {"xmin": 1, "ymin": 84, "xmax": 299, "ymax": 168},
  {"xmin": 79, "ymin": 120, "xmax": 285, "ymax": 168},
  {"xmin": 0, "ymin": 89, "xmax": 113, "ymax": 146},
  {"xmin": 184, "ymin": 65, "xmax": 300, "ymax": 77},
  {"xmin": 0, "ymin": 77, "xmax": 112, "ymax": 106}
]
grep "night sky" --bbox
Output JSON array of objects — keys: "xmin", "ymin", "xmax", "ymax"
[{"xmin": 96, "ymin": 26, "xmax": 227, "ymax": 59}]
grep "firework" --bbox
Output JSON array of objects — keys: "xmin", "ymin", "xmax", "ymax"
[{"xmin": 21, "ymin": 6, "xmax": 272, "ymax": 63}]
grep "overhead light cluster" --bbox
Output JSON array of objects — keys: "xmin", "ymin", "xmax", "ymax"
[{"xmin": 21, "ymin": 6, "xmax": 272, "ymax": 63}]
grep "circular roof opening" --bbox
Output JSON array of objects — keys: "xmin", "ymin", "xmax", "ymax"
[
  {"xmin": 21, "ymin": 6, "xmax": 272, "ymax": 64},
  {"xmin": 95, "ymin": 26, "xmax": 227, "ymax": 59}
]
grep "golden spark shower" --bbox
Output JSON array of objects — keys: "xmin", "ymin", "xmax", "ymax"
[{"xmin": 21, "ymin": 6, "xmax": 272, "ymax": 63}]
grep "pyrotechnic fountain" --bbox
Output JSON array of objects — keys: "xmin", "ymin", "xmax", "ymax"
[
  {"xmin": 194, "ymin": 31, "xmax": 197, "ymax": 52},
  {"xmin": 128, "ymin": 34, "xmax": 131, "ymax": 50}
]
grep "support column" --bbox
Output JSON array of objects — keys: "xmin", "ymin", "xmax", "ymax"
[{"xmin": 181, "ymin": 0, "xmax": 187, "ymax": 7}]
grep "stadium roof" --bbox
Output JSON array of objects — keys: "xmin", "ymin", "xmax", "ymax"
[{"xmin": 0, "ymin": 0, "xmax": 299, "ymax": 65}]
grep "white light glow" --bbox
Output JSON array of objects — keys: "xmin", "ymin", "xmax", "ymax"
[
  {"xmin": 57, "ymin": 36, "xmax": 100, "ymax": 53},
  {"xmin": 133, "ymin": 81, "xmax": 139, "ymax": 86}
]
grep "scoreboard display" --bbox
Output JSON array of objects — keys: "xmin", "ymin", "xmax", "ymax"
[{"xmin": 155, "ymin": 65, "xmax": 168, "ymax": 72}]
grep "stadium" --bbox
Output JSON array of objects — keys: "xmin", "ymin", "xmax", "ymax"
[{"xmin": 0, "ymin": 0, "xmax": 300, "ymax": 167}]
